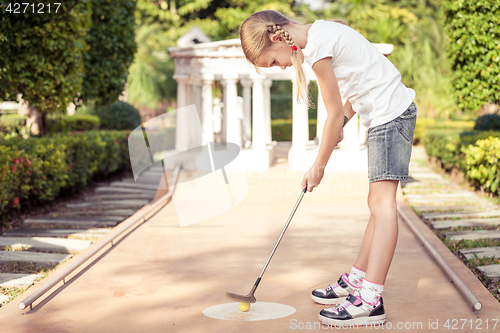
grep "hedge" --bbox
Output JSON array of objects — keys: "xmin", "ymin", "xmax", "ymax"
[
  {"xmin": 413, "ymin": 118, "xmax": 475, "ymax": 145},
  {"xmin": 272, "ymin": 119, "xmax": 317, "ymax": 141},
  {"xmin": 47, "ymin": 114, "xmax": 100, "ymax": 134},
  {"xmin": 1, "ymin": 114, "xmax": 100, "ymax": 136},
  {"xmin": 423, "ymin": 129, "xmax": 500, "ymax": 195},
  {"xmin": 0, "ymin": 130, "xmax": 130, "ymax": 218}
]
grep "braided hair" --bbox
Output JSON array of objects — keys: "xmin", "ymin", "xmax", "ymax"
[{"xmin": 240, "ymin": 10, "xmax": 309, "ymax": 106}]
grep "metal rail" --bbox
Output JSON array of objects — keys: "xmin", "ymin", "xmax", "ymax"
[
  {"xmin": 19, "ymin": 163, "xmax": 182, "ymax": 310},
  {"xmin": 397, "ymin": 204, "xmax": 482, "ymax": 311}
]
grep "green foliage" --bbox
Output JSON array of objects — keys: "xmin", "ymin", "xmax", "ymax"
[
  {"xmin": 474, "ymin": 114, "xmax": 500, "ymax": 131},
  {"xmin": 0, "ymin": 131, "xmax": 130, "ymax": 217},
  {"xmin": 413, "ymin": 117, "xmax": 474, "ymax": 144},
  {"xmin": 321, "ymin": 0, "xmax": 454, "ymax": 118},
  {"xmin": 423, "ymin": 128, "xmax": 500, "ymax": 195},
  {"xmin": 462, "ymin": 137, "xmax": 500, "ymax": 194},
  {"xmin": 80, "ymin": 0, "xmax": 137, "ymax": 107},
  {"xmin": 78, "ymin": 100, "xmax": 141, "ymax": 130},
  {"xmin": 127, "ymin": 23, "xmax": 175, "ymax": 107},
  {"xmin": 0, "ymin": 1, "xmax": 92, "ymax": 113},
  {"xmin": 47, "ymin": 114, "xmax": 100, "ymax": 134},
  {"xmin": 271, "ymin": 119, "xmax": 317, "ymax": 141},
  {"xmin": 0, "ymin": 115, "xmax": 27, "ymax": 127},
  {"xmin": 443, "ymin": 0, "xmax": 500, "ymax": 113}
]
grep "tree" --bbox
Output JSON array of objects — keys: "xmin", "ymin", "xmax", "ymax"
[
  {"xmin": 443, "ymin": 0, "xmax": 500, "ymax": 114},
  {"xmin": 80, "ymin": 0, "xmax": 137, "ymax": 108},
  {"xmin": 0, "ymin": 1, "xmax": 92, "ymax": 135}
]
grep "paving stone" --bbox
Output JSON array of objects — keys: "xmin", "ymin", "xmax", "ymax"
[
  {"xmin": 66, "ymin": 199, "xmax": 149, "ymax": 209},
  {"xmin": 406, "ymin": 198, "xmax": 483, "ymax": 205},
  {"xmin": 84, "ymin": 193, "xmax": 154, "ymax": 201},
  {"xmin": 3, "ymin": 228, "xmax": 109, "ymax": 239},
  {"xmin": 58, "ymin": 209, "xmax": 135, "ymax": 217},
  {"xmin": 0, "ymin": 273, "xmax": 43, "ymax": 288},
  {"xmin": 421, "ymin": 209, "xmax": 500, "ymax": 220},
  {"xmin": 0, "ymin": 295, "xmax": 10, "ymax": 303},
  {"xmin": 409, "ymin": 172, "xmax": 445, "ymax": 180},
  {"xmin": 122, "ymin": 178, "xmax": 163, "ymax": 185},
  {"xmin": 95, "ymin": 187, "xmax": 156, "ymax": 195},
  {"xmin": 404, "ymin": 192, "xmax": 475, "ymax": 199},
  {"xmin": 0, "ymin": 237, "xmax": 90, "ymax": 253},
  {"xmin": 0, "ymin": 251, "xmax": 72, "ymax": 265},
  {"xmin": 402, "ymin": 188, "xmax": 458, "ymax": 194},
  {"xmin": 403, "ymin": 182, "xmax": 458, "ymax": 189},
  {"xmin": 444, "ymin": 230, "xmax": 500, "ymax": 241},
  {"xmin": 24, "ymin": 216, "xmax": 122, "ymax": 227},
  {"xmin": 460, "ymin": 247, "xmax": 500, "ymax": 260},
  {"xmin": 108, "ymin": 182, "xmax": 159, "ymax": 190},
  {"xmin": 431, "ymin": 218, "xmax": 500, "ymax": 229},
  {"xmin": 476, "ymin": 264, "xmax": 500, "ymax": 282},
  {"xmin": 413, "ymin": 205, "xmax": 491, "ymax": 213}
]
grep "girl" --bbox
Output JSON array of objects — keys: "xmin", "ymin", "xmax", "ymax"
[{"xmin": 239, "ymin": 10, "xmax": 417, "ymax": 326}]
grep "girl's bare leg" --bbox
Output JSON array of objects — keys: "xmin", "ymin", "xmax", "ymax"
[
  {"xmin": 353, "ymin": 214, "xmax": 375, "ymax": 272},
  {"xmin": 364, "ymin": 179, "xmax": 399, "ymax": 284}
]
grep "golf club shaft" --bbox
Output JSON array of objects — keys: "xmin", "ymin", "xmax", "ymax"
[{"xmin": 257, "ymin": 186, "xmax": 307, "ymax": 280}]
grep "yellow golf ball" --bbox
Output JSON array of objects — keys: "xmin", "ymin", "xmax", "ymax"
[{"xmin": 238, "ymin": 302, "xmax": 251, "ymax": 312}]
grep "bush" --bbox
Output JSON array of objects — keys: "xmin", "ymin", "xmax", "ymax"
[
  {"xmin": 414, "ymin": 118, "xmax": 474, "ymax": 145},
  {"xmin": 0, "ymin": 114, "xmax": 27, "ymax": 127},
  {"xmin": 79, "ymin": 101, "xmax": 141, "ymax": 131},
  {"xmin": 462, "ymin": 137, "xmax": 500, "ymax": 195},
  {"xmin": 47, "ymin": 114, "xmax": 99, "ymax": 134},
  {"xmin": 473, "ymin": 114, "xmax": 500, "ymax": 131},
  {"xmin": 0, "ymin": 130, "xmax": 130, "ymax": 218},
  {"xmin": 423, "ymin": 129, "xmax": 500, "ymax": 195},
  {"xmin": 271, "ymin": 119, "xmax": 317, "ymax": 141},
  {"xmin": 443, "ymin": 0, "xmax": 500, "ymax": 113}
]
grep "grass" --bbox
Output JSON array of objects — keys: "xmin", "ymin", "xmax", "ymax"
[{"xmin": 467, "ymin": 254, "xmax": 500, "ymax": 267}]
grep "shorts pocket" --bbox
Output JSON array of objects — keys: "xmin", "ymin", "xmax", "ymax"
[
  {"xmin": 394, "ymin": 114, "xmax": 417, "ymax": 142},
  {"xmin": 398, "ymin": 102, "xmax": 418, "ymax": 119}
]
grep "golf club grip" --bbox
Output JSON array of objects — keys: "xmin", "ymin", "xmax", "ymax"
[
  {"xmin": 303, "ymin": 116, "xmax": 348, "ymax": 193},
  {"xmin": 254, "ymin": 277, "xmax": 261, "ymax": 287}
]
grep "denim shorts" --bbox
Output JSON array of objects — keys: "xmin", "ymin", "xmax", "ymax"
[{"xmin": 367, "ymin": 102, "xmax": 418, "ymax": 183}]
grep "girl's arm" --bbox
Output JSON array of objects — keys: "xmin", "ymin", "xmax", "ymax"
[
  {"xmin": 301, "ymin": 58, "xmax": 343, "ymax": 191},
  {"xmin": 312, "ymin": 57, "xmax": 344, "ymax": 167},
  {"xmin": 343, "ymin": 100, "xmax": 356, "ymax": 125}
]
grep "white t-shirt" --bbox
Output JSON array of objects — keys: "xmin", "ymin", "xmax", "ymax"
[{"xmin": 302, "ymin": 19, "xmax": 416, "ymax": 128}]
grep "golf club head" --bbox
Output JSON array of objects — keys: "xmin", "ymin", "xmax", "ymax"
[{"xmin": 225, "ymin": 291, "xmax": 256, "ymax": 303}]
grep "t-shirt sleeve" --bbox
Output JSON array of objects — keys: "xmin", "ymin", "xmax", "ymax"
[{"xmin": 305, "ymin": 22, "xmax": 337, "ymax": 67}]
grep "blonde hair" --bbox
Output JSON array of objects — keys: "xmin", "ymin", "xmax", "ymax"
[{"xmin": 240, "ymin": 10, "xmax": 349, "ymax": 107}]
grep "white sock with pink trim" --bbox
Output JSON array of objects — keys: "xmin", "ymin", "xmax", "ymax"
[
  {"xmin": 359, "ymin": 279, "xmax": 384, "ymax": 305},
  {"xmin": 347, "ymin": 265, "xmax": 366, "ymax": 288}
]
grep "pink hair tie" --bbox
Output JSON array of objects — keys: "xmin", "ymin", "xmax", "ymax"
[{"xmin": 291, "ymin": 45, "xmax": 297, "ymax": 51}]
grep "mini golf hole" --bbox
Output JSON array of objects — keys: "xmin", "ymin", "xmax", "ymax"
[{"xmin": 203, "ymin": 302, "xmax": 296, "ymax": 321}]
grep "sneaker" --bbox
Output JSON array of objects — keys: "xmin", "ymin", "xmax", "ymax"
[
  {"xmin": 318, "ymin": 291, "xmax": 386, "ymax": 327},
  {"xmin": 311, "ymin": 273, "xmax": 360, "ymax": 305}
]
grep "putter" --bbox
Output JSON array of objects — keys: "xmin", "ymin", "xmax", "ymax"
[{"xmin": 225, "ymin": 184, "xmax": 308, "ymax": 303}]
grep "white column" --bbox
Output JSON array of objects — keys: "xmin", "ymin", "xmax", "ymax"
[
  {"xmin": 240, "ymin": 78, "xmax": 252, "ymax": 147},
  {"xmin": 291, "ymin": 79, "xmax": 309, "ymax": 152},
  {"xmin": 344, "ymin": 111, "xmax": 359, "ymax": 151},
  {"xmin": 251, "ymin": 77, "xmax": 266, "ymax": 151},
  {"xmin": 201, "ymin": 75, "xmax": 214, "ymax": 143},
  {"xmin": 173, "ymin": 74, "xmax": 190, "ymax": 151},
  {"xmin": 316, "ymin": 83, "xmax": 327, "ymax": 145},
  {"xmin": 222, "ymin": 75, "xmax": 241, "ymax": 146},
  {"xmin": 359, "ymin": 119, "xmax": 368, "ymax": 148},
  {"xmin": 263, "ymin": 78, "xmax": 273, "ymax": 144}
]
